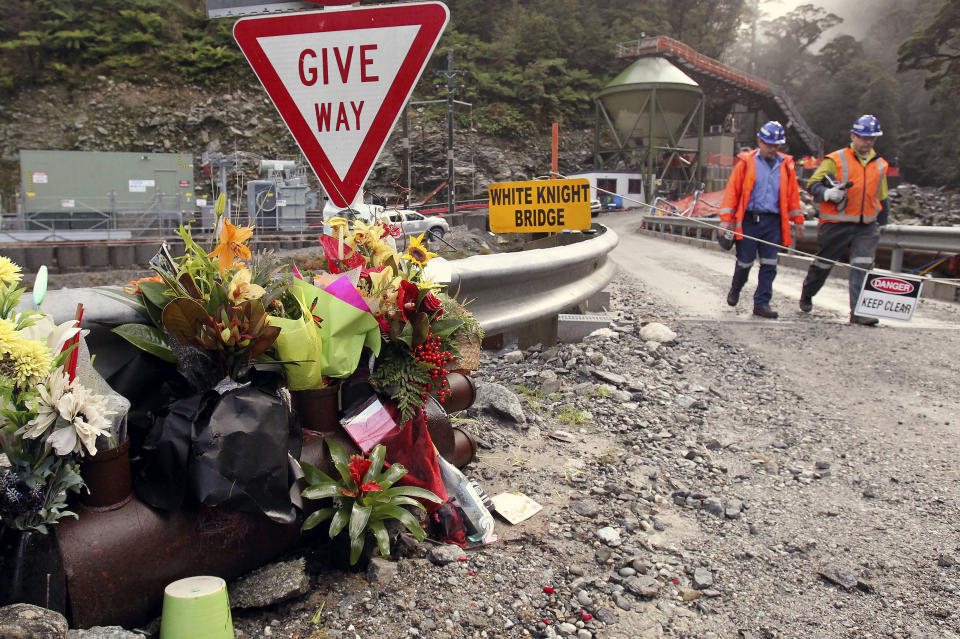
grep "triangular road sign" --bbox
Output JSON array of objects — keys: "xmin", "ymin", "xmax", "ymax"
[{"xmin": 234, "ymin": 2, "xmax": 449, "ymax": 207}]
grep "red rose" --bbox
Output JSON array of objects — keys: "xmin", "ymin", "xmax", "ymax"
[{"xmin": 420, "ymin": 292, "xmax": 444, "ymax": 317}]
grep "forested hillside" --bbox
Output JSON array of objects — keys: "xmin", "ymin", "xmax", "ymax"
[{"xmin": 0, "ymin": 0, "xmax": 957, "ymax": 189}]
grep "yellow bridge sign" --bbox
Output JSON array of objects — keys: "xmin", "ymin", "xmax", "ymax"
[{"xmin": 488, "ymin": 178, "xmax": 591, "ymax": 233}]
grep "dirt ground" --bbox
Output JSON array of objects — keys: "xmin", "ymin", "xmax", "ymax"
[{"xmin": 50, "ymin": 213, "xmax": 960, "ymax": 638}]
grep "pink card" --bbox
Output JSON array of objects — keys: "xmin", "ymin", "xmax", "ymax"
[{"xmin": 341, "ymin": 397, "xmax": 400, "ymax": 454}]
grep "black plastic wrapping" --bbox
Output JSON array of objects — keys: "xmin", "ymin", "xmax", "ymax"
[{"xmin": 134, "ymin": 367, "xmax": 302, "ymax": 524}]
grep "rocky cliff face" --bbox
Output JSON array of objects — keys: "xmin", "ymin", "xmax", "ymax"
[{"xmin": 0, "ymin": 80, "xmax": 594, "ymax": 209}]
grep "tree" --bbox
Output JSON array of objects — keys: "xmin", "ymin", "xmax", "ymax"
[
  {"xmin": 897, "ymin": 0, "xmax": 960, "ymax": 90},
  {"xmin": 756, "ymin": 3, "xmax": 842, "ymax": 87},
  {"xmin": 816, "ymin": 35, "xmax": 864, "ymax": 76}
]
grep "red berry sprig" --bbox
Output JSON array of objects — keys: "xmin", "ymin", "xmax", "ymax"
[{"xmin": 413, "ymin": 331, "xmax": 454, "ymax": 402}]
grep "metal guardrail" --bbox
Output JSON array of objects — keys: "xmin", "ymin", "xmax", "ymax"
[
  {"xmin": 641, "ymin": 215, "xmax": 960, "ymax": 272},
  {"xmin": 439, "ymin": 225, "xmax": 619, "ymax": 333},
  {"xmin": 34, "ymin": 226, "xmax": 621, "ymax": 339}
]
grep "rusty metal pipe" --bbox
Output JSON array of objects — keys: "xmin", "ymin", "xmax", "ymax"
[{"xmin": 52, "ymin": 431, "xmax": 328, "ymax": 629}]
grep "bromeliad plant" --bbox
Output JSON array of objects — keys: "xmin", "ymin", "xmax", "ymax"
[{"xmin": 300, "ymin": 438, "xmax": 441, "ymax": 565}]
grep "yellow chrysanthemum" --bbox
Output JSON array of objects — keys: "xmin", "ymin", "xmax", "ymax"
[
  {"xmin": 0, "ymin": 318, "xmax": 18, "ymax": 354},
  {"xmin": 7, "ymin": 338, "xmax": 53, "ymax": 387},
  {"xmin": 0, "ymin": 256, "xmax": 22, "ymax": 286},
  {"xmin": 401, "ymin": 234, "xmax": 438, "ymax": 266}
]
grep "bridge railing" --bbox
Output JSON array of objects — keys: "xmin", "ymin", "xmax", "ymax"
[{"xmin": 642, "ymin": 215, "xmax": 960, "ymax": 260}]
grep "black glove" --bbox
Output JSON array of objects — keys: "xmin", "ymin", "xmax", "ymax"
[
  {"xmin": 877, "ymin": 199, "xmax": 889, "ymax": 226},
  {"xmin": 807, "ymin": 181, "xmax": 827, "ymax": 201}
]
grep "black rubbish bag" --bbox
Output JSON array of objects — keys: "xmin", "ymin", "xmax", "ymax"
[{"xmin": 135, "ymin": 366, "xmax": 302, "ymax": 524}]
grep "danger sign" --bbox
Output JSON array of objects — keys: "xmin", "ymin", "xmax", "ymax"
[
  {"xmin": 233, "ymin": 2, "xmax": 448, "ymax": 207},
  {"xmin": 855, "ymin": 272, "xmax": 924, "ymax": 321},
  {"xmin": 488, "ymin": 179, "xmax": 592, "ymax": 233}
]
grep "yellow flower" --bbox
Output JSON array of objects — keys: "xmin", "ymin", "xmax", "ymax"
[
  {"xmin": 7, "ymin": 338, "xmax": 53, "ymax": 387},
  {"xmin": 327, "ymin": 217, "xmax": 349, "ymax": 239},
  {"xmin": 368, "ymin": 266, "xmax": 400, "ymax": 293},
  {"xmin": 417, "ymin": 276, "xmax": 442, "ymax": 291},
  {"xmin": 0, "ymin": 318, "xmax": 18, "ymax": 354},
  {"xmin": 0, "ymin": 256, "xmax": 22, "ymax": 286},
  {"xmin": 208, "ymin": 218, "xmax": 255, "ymax": 273},
  {"xmin": 350, "ymin": 220, "xmax": 385, "ymax": 249},
  {"xmin": 227, "ymin": 268, "xmax": 266, "ymax": 303},
  {"xmin": 370, "ymin": 239, "xmax": 397, "ymax": 267},
  {"xmin": 402, "ymin": 233, "xmax": 438, "ymax": 266}
]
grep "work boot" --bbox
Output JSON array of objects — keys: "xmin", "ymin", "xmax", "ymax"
[
  {"xmin": 726, "ymin": 288, "xmax": 740, "ymax": 307},
  {"xmin": 753, "ymin": 306, "xmax": 779, "ymax": 319},
  {"xmin": 799, "ymin": 296, "xmax": 813, "ymax": 313},
  {"xmin": 849, "ymin": 314, "xmax": 879, "ymax": 326}
]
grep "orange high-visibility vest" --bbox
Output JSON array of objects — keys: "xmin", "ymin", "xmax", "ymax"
[
  {"xmin": 719, "ymin": 150, "xmax": 804, "ymax": 247},
  {"xmin": 819, "ymin": 147, "xmax": 888, "ymax": 224}
]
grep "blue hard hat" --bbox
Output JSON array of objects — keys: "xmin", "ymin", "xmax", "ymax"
[
  {"xmin": 851, "ymin": 114, "xmax": 883, "ymax": 136},
  {"xmin": 757, "ymin": 121, "xmax": 786, "ymax": 145}
]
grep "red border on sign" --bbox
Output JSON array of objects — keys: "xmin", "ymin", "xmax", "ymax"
[{"xmin": 234, "ymin": 2, "xmax": 448, "ymax": 207}]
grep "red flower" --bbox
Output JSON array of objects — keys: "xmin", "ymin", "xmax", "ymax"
[
  {"xmin": 360, "ymin": 264, "xmax": 388, "ymax": 280},
  {"xmin": 379, "ymin": 222, "xmax": 402, "ymax": 239},
  {"xmin": 375, "ymin": 314, "xmax": 391, "ymax": 335},
  {"xmin": 348, "ymin": 455, "xmax": 383, "ymax": 493},
  {"xmin": 419, "ymin": 292, "xmax": 444, "ymax": 317},
  {"xmin": 320, "ymin": 235, "xmax": 366, "ymax": 274},
  {"xmin": 397, "ymin": 280, "xmax": 420, "ymax": 321}
]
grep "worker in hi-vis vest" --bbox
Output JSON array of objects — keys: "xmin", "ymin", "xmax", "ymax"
[
  {"xmin": 719, "ymin": 121, "xmax": 805, "ymax": 319},
  {"xmin": 800, "ymin": 114, "xmax": 889, "ymax": 326}
]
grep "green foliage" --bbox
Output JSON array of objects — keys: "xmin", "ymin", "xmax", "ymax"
[
  {"xmin": 300, "ymin": 439, "xmax": 441, "ymax": 565},
  {"xmin": 897, "ymin": 0, "xmax": 960, "ymax": 90},
  {"xmin": 370, "ymin": 341, "xmax": 434, "ymax": 424},
  {"xmin": 0, "ymin": 0, "xmax": 243, "ymax": 90},
  {"xmin": 557, "ymin": 407, "xmax": 590, "ymax": 425},
  {"xmin": 428, "ymin": 0, "xmax": 747, "ymax": 137}
]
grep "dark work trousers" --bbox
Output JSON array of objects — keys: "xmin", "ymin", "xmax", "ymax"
[
  {"xmin": 730, "ymin": 213, "xmax": 783, "ymax": 307},
  {"xmin": 801, "ymin": 222, "xmax": 880, "ymax": 311}
]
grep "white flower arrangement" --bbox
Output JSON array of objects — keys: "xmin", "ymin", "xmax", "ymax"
[
  {"xmin": 20, "ymin": 368, "xmax": 112, "ymax": 457},
  {"xmin": 0, "ymin": 259, "xmax": 116, "ymax": 531}
]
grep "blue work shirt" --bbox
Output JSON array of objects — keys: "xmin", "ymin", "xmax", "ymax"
[{"xmin": 747, "ymin": 153, "xmax": 782, "ymax": 213}]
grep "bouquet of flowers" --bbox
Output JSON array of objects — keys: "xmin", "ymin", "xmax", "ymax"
[
  {"xmin": 114, "ymin": 194, "xmax": 284, "ymax": 386},
  {"xmin": 0, "ymin": 257, "xmax": 113, "ymax": 533},
  {"xmin": 111, "ymin": 197, "xmax": 302, "ymax": 522},
  {"xmin": 308, "ymin": 218, "xmax": 479, "ymax": 424}
]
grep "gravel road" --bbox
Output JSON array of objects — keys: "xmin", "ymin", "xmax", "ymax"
[{"xmin": 63, "ymin": 214, "xmax": 960, "ymax": 639}]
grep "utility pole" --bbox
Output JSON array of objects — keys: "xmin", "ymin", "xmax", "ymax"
[{"xmin": 435, "ymin": 50, "xmax": 466, "ymax": 217}]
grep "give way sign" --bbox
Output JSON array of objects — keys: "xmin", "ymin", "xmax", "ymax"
[{"xmin": 234, "ymin": 2, "xmax": 449, "ymax": 207}]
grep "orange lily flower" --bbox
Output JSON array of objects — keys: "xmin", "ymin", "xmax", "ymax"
[
  {"xmin": 125, "ymin": 274, "xmax": 164, "ymax": 294},
  {"xmin": 208, "ymin": 218, "xmax": 255, "ymax": 272}
]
